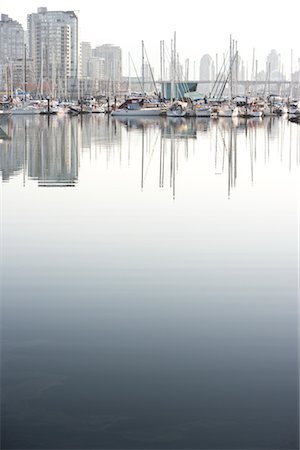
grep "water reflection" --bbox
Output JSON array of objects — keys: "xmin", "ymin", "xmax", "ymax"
[
  {"xmin": 0, "ymin": 116, "xmax": 78, "ymax": 186},
  {"xmin": 1, "ymin": 114, "xmax": 298, "ymax": 450},
  {"xmin": 0, "ymin": 115, "xmax": 299, "ymax": 197}
]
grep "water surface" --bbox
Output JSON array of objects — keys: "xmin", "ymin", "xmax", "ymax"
[{"xmin": 1, "ymin": 115, "xmax": 299, "ymax": 449}]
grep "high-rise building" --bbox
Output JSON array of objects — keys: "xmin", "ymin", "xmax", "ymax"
[
  {"xmin": 27, "ymin": 7, "xmax": 78, "ymax": 97},
  {"xmin": 92, "ymin": 44, "xmax": 122, "ymax": 93},
  {"xmin": 80, "ymin": 42, "xmax": 92, "ymax": 78},
  {"xmin": 88, "ymin": 57, "xmax": 105, "ymax": 82},
  {"xmin": 0, "ymin": 14, "xmax": 24, "ymax": 95},
  {"xmin": 79, "ymin": 42, "xmax": 108, "ymax": 96}
]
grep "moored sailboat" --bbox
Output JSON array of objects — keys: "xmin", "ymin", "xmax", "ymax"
[{"xmin": 111, "ymin": 96, "xmax": 165, "ymax": 117}]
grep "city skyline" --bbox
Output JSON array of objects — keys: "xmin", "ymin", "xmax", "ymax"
[{"xmin": 1, "ymin": 0, "xmax": 299, "ymax": 77}]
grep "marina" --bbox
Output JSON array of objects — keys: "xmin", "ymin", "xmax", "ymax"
[
  {"xmin": 1, "ymin": 92, "xmax": 300, "ymax": 119},
  {"xmin": 1, "ymin": 3, "xmax": 299, "ymax": 449}
]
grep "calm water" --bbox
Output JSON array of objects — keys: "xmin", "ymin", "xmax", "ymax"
[{"xmin": 0, "ymin": 114, "xmax": 299, "ymax": 449}]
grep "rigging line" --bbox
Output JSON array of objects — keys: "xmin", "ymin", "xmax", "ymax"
[
  {"xmin": 215, "ymin": 55, "xmax": 231, "ymax": 99},
  {"xmin": 129, "ymin": 53, "xmax": 143, "ymax": 92},
  {"xmin": 218, "ymin": 51, "xmax": 238, "ymax": 100},
  {"xmin": 210, "ymin": 49, "xmax": 229, "ymax": 98},
  {"xmin": 163, "ymin": 43, "xmax": 190, "ymax": 95},
  {"xmin": 144, "ymin": 44, "xmax": 158, "ymax": 94}
]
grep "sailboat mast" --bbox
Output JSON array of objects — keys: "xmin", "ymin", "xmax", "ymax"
[
  {"xmin": 290, "ymin": 49, "xmax": 293, "ymax": 98},
  {"xmin": 162, "ymin": 40, "xmax": 166, "ymax": 99},
  {"xmin": 160, "ymin": 40, "xmax": 163, "ymax": 84},
  {"xmin": 229, "ymin": 35, "xmax": 232, "ymax": 99},
  {"xmin": 142, "ymin": 40, "xmax": 145, "ymax": 95},
  {"xmin": 251, "ymin": 48, "xmax": 255, "ymax": 94},
  {"xmin": 128, "ymin": 52, "xmax": 131, "ymax": 94},
  {"xmin": 24, "ymin": 43, "xmax": 27, "ymax": 101},
  {"xmin": 41, "ymin": 44, "xmax": 44, "ymax": 97},
  {"xmin": 174, "ymin": 31, "xmax": 176, "ymax": 98},
  {"xmin": 170, "ymin": 31, "xmax": 177, "ymax": 101}
]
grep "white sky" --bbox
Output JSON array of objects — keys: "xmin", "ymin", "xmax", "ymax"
[{"xmin": 1, "ymin": 0, "xmax": 299, "ymax": 77}]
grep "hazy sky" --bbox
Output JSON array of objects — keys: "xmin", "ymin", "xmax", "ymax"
[{"xmin": 1, "ymin": 0, "xmax": 299, "ymax": 76}]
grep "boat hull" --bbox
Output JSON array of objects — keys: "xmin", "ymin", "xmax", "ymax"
[
  {"xmin": 111, "ymin": 108, "xmax": 163, "ymax": 117},
  {"xmin": 195, "ymin": 108, "xmax": 211, "ymax": 117},
  {"xmin": 218, "ymin": 107, "xmax": 239, "ymax": 118}
]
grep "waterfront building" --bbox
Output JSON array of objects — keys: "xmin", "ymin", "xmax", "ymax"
[
  {"xmin": 0, "ymin": 14, "xmax": 24, "ymax": 96},
  {"xmin": 88, "ymin": 56, "xmax": 106, "ymax": 95},
  {"xmin": 80, "ymin": 42, "xmax": 92, "ymax": 78},
  {"xmin": 92, "ymin": 44, "xmax": 122, "ymax": 95},
  {"xmin": 27, "ymin": 7, "xmax": 78, "ymax": 98},
  {"xmin": 79, "ymin": 42, "xmax": 110, "ymax": 97}
]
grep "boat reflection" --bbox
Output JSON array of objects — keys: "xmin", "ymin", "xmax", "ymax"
[
  {"xmin": 0, "ymin": 115, "xmax": 298, "ymax": 199},
  {"xmin": 0, "ymin": 126, "xmax": 10, "ymax": 142},
  {"xmin": 161, "ymin": 117, "xmax": 197, "ymax": 140},
  {"xmin": 113, "ymin": 116, "xmax": 198, "ymax": 140},
  {"xmin": 112, "ymin": 116, "xmax": 162, "ymax": 131}
]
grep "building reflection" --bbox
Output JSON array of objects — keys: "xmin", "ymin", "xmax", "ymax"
[
  {"xmin": 0, "ymin": 115, "xmax": 298, "ymax": 197},
  {"xmin": 0, "ymin": 116, "xmax": 79, "ymax": 186},
  {"xmin": 0, "ymin": 117, "xmax": 24, "ymax": 181},
  {"xmin": 29, "ymin": 117, "xmax": 79, "ymax": 187}
]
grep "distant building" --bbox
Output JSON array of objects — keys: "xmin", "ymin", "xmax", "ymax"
[
  {"xmin": 80, "ymin": 42, "xmax": 92, "ymax": 78},
  {"xmin": 88, "ymin": 57, "xmax": 104, "ymax": 82},
  {"xmin": 80, "ymin": 42, "xmax": 120, "ymax": 97},
  {"xmin": 199, "ymin": 54, "xmax": 215, "ymax": 95},
  {"xmin": 27, "ymin": 7, "xmax": 78, "ymax": 98},
  {"xmin": 266, "ymin": 49, "xmax": 283, "ymax": 81},
  {"xmin": 199, "ymin": 54, "xmax": 215, "ymax": 81},
  {"xmin": 88, "ymin": 56, "xmax": 106, "ymax": 95},
  {"xmin": 291, "ymin": 70, "xmax": 300, "ymax": 98},
  {"xmin": 92, "ymin": 44, "xmax": 122, "ymax": 94},
  {"xmin": 235, "ymin": 55, "xmax": 245, "ymax": 81},
  {"xmin": 0, "ymin": 14, "xmax": 24, "ymax": 95}
]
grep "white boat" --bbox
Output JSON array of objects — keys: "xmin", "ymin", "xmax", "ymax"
[
  {"xmin": 10, "ymin": 105, "xmax": 42, "ymax": 115},
  {"xmin": 273, "ymin": 103, "xmax": 288, "ymax": 115},
  {"xmin": 288, "ymin": 101, "xmax": 300, "ymax": 115},
  {"xmin": 262, "ymin": 104, "xmax": 277, "ymax": 116},
  {"xmin": 166, "ymin": 101, "xmax": 188, "ymax": 117},
  {"xmin": 111, "ymin": 97, "xmax": 164, "ymax": 117},
  {"xmin": 195, "ymin": 105, "xmax": 212, "ymax": 117},
  {"xmin": 218, "ymin": 104, "xmax": 239, "ymax": 117},
  {"xmin": 290, "ymin": 108, "xmax": 300, "ymax": 115},
  {"xmin": 238, "ymin": 106, "xmax": 263, "ymax": 118},
  {"xmin": 68, "ymin": 104, "xmax": 93, "ymax": 114}
]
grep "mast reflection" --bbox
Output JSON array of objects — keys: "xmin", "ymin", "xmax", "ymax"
[{"xmin": 0, "ymin": 115, "xmax": 298, "ymax": 198}]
